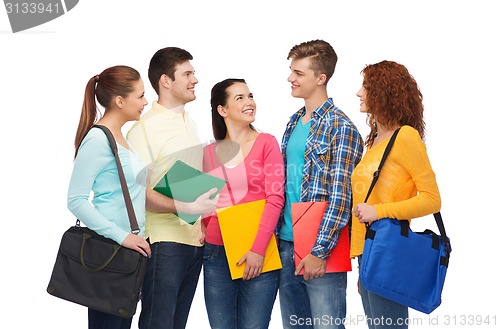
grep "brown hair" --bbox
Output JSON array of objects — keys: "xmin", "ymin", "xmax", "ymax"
[
  {"xmin": 148, "ymin": 47, "xmax": 193, "ymax": 95},
  {"xmin": 287, "ymin": 39, "xmax": 337, "ymax": 85},
  {"xmin": 362, "ymin": 60, "xmax": 425, "ymax": 147},
  {"xmin": 74, "ymin": 65, "xmax": 141, "ymax": 158}
]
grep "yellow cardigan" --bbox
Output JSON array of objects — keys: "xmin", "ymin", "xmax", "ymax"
[{"xmin": 350, "ymin": 125, "xmax": 441, "ymax": 258}]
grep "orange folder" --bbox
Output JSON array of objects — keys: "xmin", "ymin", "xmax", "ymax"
[
  {"xmin": 292, "ymin": 201, "xmax": 351, "ymax": 274},
  {"xmin": 217, "ymin": 199, "xmax": 282, "ymax": 280}
]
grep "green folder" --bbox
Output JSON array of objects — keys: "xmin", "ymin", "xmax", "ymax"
[{"xmin": 153, "ymin": 160, "xmax": 227, "ymax": 224}]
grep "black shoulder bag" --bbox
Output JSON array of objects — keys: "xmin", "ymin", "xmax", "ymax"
[{"xmin": 47, "ymin": 125, "xmax": 148, "ymax": 318}]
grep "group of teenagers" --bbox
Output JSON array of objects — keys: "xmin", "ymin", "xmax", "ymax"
[{"xmin": 67, "ymin": 39, "xmax": 441, "ymax": 329}]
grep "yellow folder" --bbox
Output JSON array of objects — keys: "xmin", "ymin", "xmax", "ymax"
[{"xmin": 217, "ymin": 199, "xmax": 282, "ymax": 280}]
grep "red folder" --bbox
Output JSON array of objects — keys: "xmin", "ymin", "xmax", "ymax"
[{"xmin": 292, "ymin": 201, "xmax": 351, "ymax": 274}]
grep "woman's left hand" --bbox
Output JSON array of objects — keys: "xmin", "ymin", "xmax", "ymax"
[
  {"xmin": 237, "ymin": 251, "xmax": 264, "ymax": 281},
  {"xmin": 122, "ymin": 233, "xmax": 151, "ymax": 257},
  {"xmin": 353, "ymin": 203, "xmax": 378, "ymax": 223}
]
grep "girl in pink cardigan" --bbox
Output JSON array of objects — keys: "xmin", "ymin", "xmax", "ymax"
[{"xmin": 202, "ymin": 78, "xmax": 284, "ymax": 329}]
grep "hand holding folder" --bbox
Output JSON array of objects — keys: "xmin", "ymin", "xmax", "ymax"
[
  {"xmin": 217, "ymin": 199, "xmax": 282, "ymax": 280},
  {"xmin": 292, "ymin": 201, "xmax": 351, "ymax": 275},
  {"xmin": 154, "ymin": 160, "xmax": 227, "ymax": 224}
]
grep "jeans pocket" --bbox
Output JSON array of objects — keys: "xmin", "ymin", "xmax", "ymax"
[{"xmin": 202, "ymin": 243, "xmax": 218, "ymax": 262}]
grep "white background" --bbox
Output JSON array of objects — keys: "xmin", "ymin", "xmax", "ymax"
[{"xmin": 1, "ymin": 0, "xmax": 499, "ymax": 328}]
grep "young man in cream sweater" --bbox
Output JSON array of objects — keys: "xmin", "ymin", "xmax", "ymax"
[{"xmin": 127, "ymin": 47, "xmax": 218, "ymax": 329}]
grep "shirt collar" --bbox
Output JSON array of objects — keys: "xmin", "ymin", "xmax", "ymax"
[
  {"xmin": 151, "ymin": 101, "xmax": 190, "ymax": 120},
  {"xmin": 291, "ymin": 97, "xmax": 334, "ymax": 121},
  {"xmin": 313, "ymin": 98, "xmax": 335, "ymax": 118}
]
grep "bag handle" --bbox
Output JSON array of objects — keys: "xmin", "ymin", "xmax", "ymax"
[
  {"xmin": 94, "ymin": 125, "xmax": 140, "ymax": 234},
  {"xmin": 80, "ymin": 232, "xmax": 122, "ymax": 272}
]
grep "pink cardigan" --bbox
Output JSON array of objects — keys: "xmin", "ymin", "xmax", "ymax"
[{"xmin": 202, "ymin": 133, "xmax": 285, "ymax": 255}]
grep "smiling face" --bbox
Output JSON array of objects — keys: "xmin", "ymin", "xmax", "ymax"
[
  {"xmin": 120, "ymin": 78, "xmax": 148, "ymax": 121},
  {"xmin": 167, "ymin": 60, "xmax": 198, "ymax": 106},
  {"xmin": 218, "ymin": 82, "xmax": 256, "ymax": 127},
  {"xmin": 356, "ymin": 84, "xmax": 368, "ymax": 114},
  {"xmin": 287, "ymin": 57, "xmax": 323, "ymax": 99}
]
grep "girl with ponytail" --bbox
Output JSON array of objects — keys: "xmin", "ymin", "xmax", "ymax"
[{"xmin": 67, "ymin": 65, "xmax": 151, "ymax": 329}]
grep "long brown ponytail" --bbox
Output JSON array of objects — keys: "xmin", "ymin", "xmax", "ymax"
[{"xmin": 73, "ymin": 65, "xmax": 141, "ymax": 158}]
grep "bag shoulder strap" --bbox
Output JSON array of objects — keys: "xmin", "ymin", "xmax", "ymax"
[
  {"xmin": 363, "ymin": 127, "xmax": 401, "ymax": 203},
  {"xmin": 433, "ymin": 212, "xmax": 451, "ymax": 254},
  {"xmin": 362, "ymin": 127, "xmax": 451, "ymax": 254},
  {"xmin": 94, "ymin": 125, "xmax": 140, "ymax": 234}
]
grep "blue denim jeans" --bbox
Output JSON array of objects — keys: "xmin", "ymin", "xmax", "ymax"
[
  {"xmin": 88, "ymin": 308, "xmax": 132, "ymax": 329},
  {"xmin": 358, "ymin": 257, "xmax": 409, "ymax": 329},
  {"xmin": 203, "ymin": 243, "xmax": 279, "ymax": 329},
  {"xmin": 278, "ymin": 240, "xmax": 347, "ymax": 329},
  {"xmin": 138, "ymin": 241, "xmax": 203, "ymax": 329}
]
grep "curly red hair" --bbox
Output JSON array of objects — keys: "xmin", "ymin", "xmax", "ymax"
[{"xmin": 362, "ymin": 60, "xmax": 425, "ymax": 147}]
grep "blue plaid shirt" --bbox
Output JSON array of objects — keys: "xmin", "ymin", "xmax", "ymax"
[{"xmin": 280, "ymin": 98, "xmax": 363, "ymax": 259}]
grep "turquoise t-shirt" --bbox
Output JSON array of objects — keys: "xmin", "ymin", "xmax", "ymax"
[{"xmin": 280, "ymin": 118, "xmax": 311, "ymax": 241}]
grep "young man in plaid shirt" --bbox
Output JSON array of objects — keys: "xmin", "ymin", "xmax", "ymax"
[{"xmin": 278, "ymin": 39, "xmax": 363, "ymax": 329}]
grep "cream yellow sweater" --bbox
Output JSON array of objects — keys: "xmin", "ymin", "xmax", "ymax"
[
  {"xmin": 350, "ymin": 125, "xmax": 441, "ymax": 258},
  {"xmin": 127, "ymin": 101, "xmax": 203, "ymax": 247}
]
